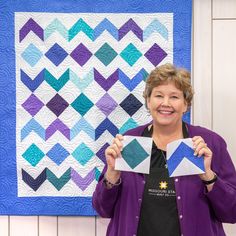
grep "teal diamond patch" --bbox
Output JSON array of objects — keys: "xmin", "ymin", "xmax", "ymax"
[
  {"xmin": 21, "ymin": 43, "xmax": 43, "ymax": 67},
  {"xmin": 22, "ymin": 144, "xmax": 45, "ymax": 166},
  {"xmin": 72, "ymin": 143, "xmax": 94, "ymax": 165},
  {"xmin": 71, "ymin": 93, "xmax": 94, "ymax": 116},
  {"xmin": 122, "ymin": 139, "xmax": 149, "ymax": 169},
  {"xmin": 120, "ymin": 43, "xmax": 142, "ymax": 66},
  {"xmin": 95, "ymin": 43, "xmax": 118, "ymax": 66}
]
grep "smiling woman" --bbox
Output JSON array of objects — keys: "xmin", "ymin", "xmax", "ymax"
[
  {"xmin": 147, "ymin": 83, "xmax": 187, "ymax": 130},
  {"xmin": 92, "ymin": 63, "xmax": 236, "ymax": 236},
  {"xmin": 143, "ymin": 63, "xmax": 194, "ymax": 110},
  {"xmin": 144, "ymin": 64, "xmax": 193, "ymax": 149}
]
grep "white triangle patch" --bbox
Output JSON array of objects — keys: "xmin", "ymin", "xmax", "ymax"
[{"xmin": 169, "ymin": 157, "xmax": 205, "ymax": 177}]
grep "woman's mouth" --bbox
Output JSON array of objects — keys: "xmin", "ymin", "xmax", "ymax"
[{"xmin": 158, "ymin": 110, "xmax": 174, "ymax": 115}]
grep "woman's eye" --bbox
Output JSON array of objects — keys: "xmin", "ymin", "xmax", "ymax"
[
  {"xmin": 155, "ymin": 95, "xmax": 163, "ymax": 98},
  {"xmin": 171, "ymin": 96, "xmax": 179, "ymax": 99}
]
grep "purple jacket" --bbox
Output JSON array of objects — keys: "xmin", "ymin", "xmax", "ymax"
[{"xmin": 92, "ymin": 123, "xmax": 236, "ymax": 236}]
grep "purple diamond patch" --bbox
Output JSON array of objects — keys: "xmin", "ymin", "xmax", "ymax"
[
  {"xmin": 70, "ymin": 43, "xmax": 92, "ymax": 66},
  {"xmin": 46, "ymin": 94, "xmax": 69, "ymax": 117},
  {"xmin": 22, "ymin": 94, "xmax": 44, "ymax": 116},
  {"xmin": 96, "ymin": 93, "xmax": 118, "ymax": 116},
  {"xmin": 144, "ymin": 43, "xmax": 167, "ymax": 66}
]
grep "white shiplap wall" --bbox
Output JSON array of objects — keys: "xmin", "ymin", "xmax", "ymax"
[
  {"xmin": 1, "ymin": 0, "xmax": 236, "ymax": 235},
  {"xmin": 212, "ymin": 3, "xmax": 236, "ymax": 234},
  {"xmin": 193, "ymin": 0, "xmax": 236, "ymax": 235}
]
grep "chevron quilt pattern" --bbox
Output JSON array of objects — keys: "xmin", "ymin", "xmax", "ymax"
[
  {"xmin": 0, "ymin": 0, "xmax": 192, "ymax": 215},
  {"xmin": 16, "ymin": 12, "xmax": 173, "ymax": 197}
]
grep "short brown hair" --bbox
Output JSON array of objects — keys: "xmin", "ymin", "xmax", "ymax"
[{"xmin": 143, "ymin": 63, "xmax": 194, "ymax": 109}]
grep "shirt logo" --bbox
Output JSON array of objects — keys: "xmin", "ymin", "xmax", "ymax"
[{"xmin": 159, "ymin": 181, "xmax": 168, "ymax": 190}]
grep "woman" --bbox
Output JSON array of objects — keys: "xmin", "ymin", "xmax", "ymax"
[{"xmin": 92, "ymin": 63, "xmax": 236, "ymax": 236}]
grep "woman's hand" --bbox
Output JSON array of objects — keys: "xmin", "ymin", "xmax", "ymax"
[
  {"xmin": 105, "ymin": 134, "xmax": 124, "ymax": 183},
  {"xmin": 192, "ymin": 136, "xmax": 215, "ymax": 182}
]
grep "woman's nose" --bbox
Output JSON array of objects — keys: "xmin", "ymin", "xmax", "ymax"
[{"xmin": 161, "ymin": 97, "xmax": 170, "ymax": 106}]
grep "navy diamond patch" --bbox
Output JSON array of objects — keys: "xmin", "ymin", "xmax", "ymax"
[{"xmin": 120, "ymin": 94, "xmax": 143, "ymax": 116}]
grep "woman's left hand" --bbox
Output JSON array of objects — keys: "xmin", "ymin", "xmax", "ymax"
[{"xmin": 192, "ymin": 136, "xmax": 215, "ymax": 181}]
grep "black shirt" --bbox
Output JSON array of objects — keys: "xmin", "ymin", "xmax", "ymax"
[{"xmin": 137, "ymin": 123, "xmax": 188, "ymax": 236}]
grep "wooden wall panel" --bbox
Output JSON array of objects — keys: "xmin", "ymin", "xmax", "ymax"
[
  {"xmin": 213, "ymin": 19, "xmax": 236, "ymax": 227},
  {"xmin": 192, "ymin": 0, "xmax": 212, "ymax": 128},
  {"xmin": 212, "ymin": 3, "xmax": 236, "ymax": 233},
  {"xmin": 212, "ymin": 20, "xmax": 236, "ymax": 164},
  {"xmin": 9, "ymin": 216, "xmax": 38, "ymax": 236},
  {"xmin": 39, "ymin": 216, "xmax": 57, "ymax": 236},
  {"xmin": 0, "ymin": 216, "xmax": 8, "ymax": 236},
  {"xmin": 213, "ymin": 0, "xmax": 236, "ymax": 19},
  {"xmin": 58, "ymin": 216, "xmax": 95, "ymax": 236},
  {"xmin": 96, "ymin": 217, "xmax": 109, "ymax": 236}
]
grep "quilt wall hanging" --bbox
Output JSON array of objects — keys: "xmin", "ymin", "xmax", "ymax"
[{"xmin": 0, "ymin": 0, "xmax": 192, "ymax": 215}]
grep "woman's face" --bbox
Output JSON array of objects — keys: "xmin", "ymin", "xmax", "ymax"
[{"xmin": 147, "ymin": 81, "xmax": 187, "ymax": 128}]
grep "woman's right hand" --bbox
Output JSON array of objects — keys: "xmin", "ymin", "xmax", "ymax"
[{"xmin": 105, "ymin": 134, "xmax": 124, "ymax": 182}]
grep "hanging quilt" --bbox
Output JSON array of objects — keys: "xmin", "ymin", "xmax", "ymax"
[{"xmin": 0, "ymin": 0, "xmax": 192, "ymax": 215}]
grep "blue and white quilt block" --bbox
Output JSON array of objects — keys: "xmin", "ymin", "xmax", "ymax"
[
  {"xmin": 115, "ymin": 136, "xmax": 152, "ymax": 174},
  {"xmin": 167, "ymin": 138, "xmax": 205, "ymax": 177}
]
